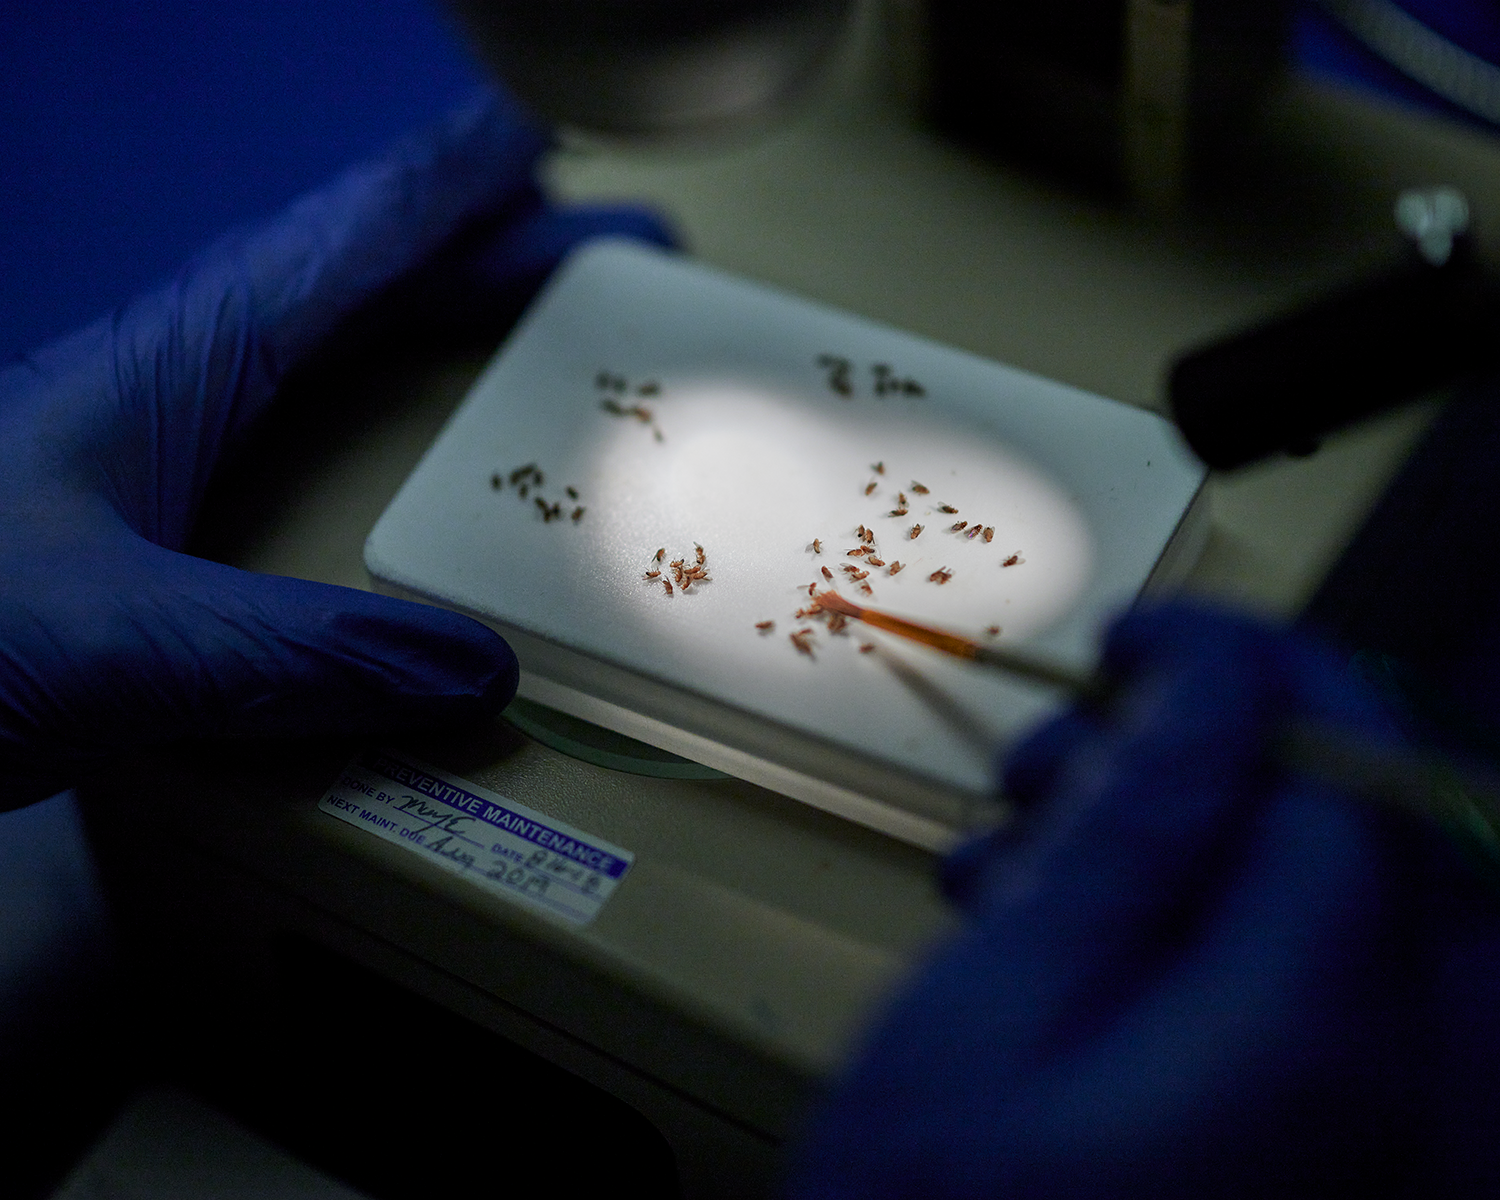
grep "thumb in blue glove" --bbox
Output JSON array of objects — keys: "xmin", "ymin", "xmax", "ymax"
[{"xmin": 0, "ymin": 90, "xmax": 675, "ymax": 809}]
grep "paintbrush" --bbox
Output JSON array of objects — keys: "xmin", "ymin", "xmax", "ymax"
[
  {"xmin": 813, "ymin": 589, "xmax": 1102, "ymax": 698},
  {"xmin": 811, "ymin": 589, "xmax": 1500, "ymax": 865}
]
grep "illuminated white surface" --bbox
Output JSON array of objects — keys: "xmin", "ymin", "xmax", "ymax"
[{"xmin": 367, "ymin": 241, "xmax": 1203, "ymax": 798}]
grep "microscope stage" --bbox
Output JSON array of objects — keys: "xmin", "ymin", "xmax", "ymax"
[{"xmin": 366, "ymin": 241, "xmax": 1204, "ymax": 841}]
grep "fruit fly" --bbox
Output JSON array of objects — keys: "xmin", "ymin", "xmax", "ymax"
[
  {"xmin": 872, "ymin": 461, "xmax": 886, "ymax": 475},
  {"xmin": 909, "ymin": 524, "xmax": 924, "ymax": 539},
  {"xmin": 985, "ymin": 625, "xmax": 1001, "ymax": 637},
  {"xmin": 663, "ymin": 579, "xmax": 674, "ymax": 596},
  {"xmin": 572, "ymin": 506, "xmax": 586, "ymax": 523},
  {"xmin": 911, "ymin": 482, "xmax": 929, "ymax": 494},
  {"xmin": 816, "ymin": 353, "xmax": 854, "ymax": 397},
  {"xmin": 822, "ymin": 566, "xmax": 834, "ymax": 581},
  {"xmin": 566, "ymin": 486, "xmax": 579, "ymax": 500},
  {"xmin": 867, "ymin": 556, "xmax": 885, "ymax": 567},
  {"xmin": 938, "ymin": 504, "xmax": 958, "ymax": 514},
  {"xmin": 950, "ymin": 520, "xmax": 968, "ymax": 532},
  {"xmin": 864, "ymin": 481, "xmax": 878, "ymax": 496},
  {"xmin": 790, "ymin": 628, "xmax": 817, "ymax": 657},
  {"xmin": 929, "ymin": 567, "xmax": 953, "ymax": 584},
  {"xmin": 812, "ymin": 538, "xmax": 822, "ymax": 554},
  {"xmin": 654, "ymin": 548, "xmax": 665, "ymax": 563},
  {"xmin": 756, "ymin": 620, "xmax": 775, "ymax": 632},
  {"xmin": 644, "ymin": 569, "xmax": 661, "ymax": 580},
  {"xmin": 1002, "ymin": 554, "xmax": 1022, "ymax": 567},
  {"xmin": 888, "ymin": 561, "xmax": 904, "ymax": 575},
  {"xmin": 983, "ymin": 526, "xmax": 994, "ymax": 543}
]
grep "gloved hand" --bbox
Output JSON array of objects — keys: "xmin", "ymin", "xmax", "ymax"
[
  {"xmin": 786, "ymin": 602, "xmax": 1500, "ymax": 1197},
  {"xmin": 0, "ymin": 90, "xmax": 674, "ymax": 810}
]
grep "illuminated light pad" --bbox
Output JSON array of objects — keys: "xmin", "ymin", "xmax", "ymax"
[{"xmin": 367, "ymin": 241, "xmax": 1204, "ymax": 837}]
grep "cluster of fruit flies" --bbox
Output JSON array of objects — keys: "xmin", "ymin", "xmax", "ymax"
[
  {"xmin": 865, "ymin": 469, "xmax": 1003, "ymax": 561},
  {"xmin": 597, "ymin": 371, "xmax": 665, "ymax": 442},
  {"xmin": 815, "ymin": 355, "xmax": 926, "ymax": 399},
  {"xmin": 775, "ymin": 603, "xmax": 859, "ymax": 660},
  {"xmin": 643, "ymin": 543, "xmax": 710, "ymax": 597},
  {"xmin": 759, "ymin": 461, "xmax": 1016, "ymax": 658},
  {"xmin": 489, "ymin": 462, "xmax": 585, "ymax": 523}
]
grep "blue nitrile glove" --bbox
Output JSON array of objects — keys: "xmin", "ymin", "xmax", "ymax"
[
  {"xmin": 786, "ymin": 601, "xmax": 1500, "ymax": 1197},
  {"xmin": 0, "ymin": 90, "xmax": 675, "ymax": 810}
]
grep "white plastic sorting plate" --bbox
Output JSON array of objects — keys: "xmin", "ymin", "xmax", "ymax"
[{"xmin": 367, "ymin": 241, "xmax": 1206, "ymax": 848}]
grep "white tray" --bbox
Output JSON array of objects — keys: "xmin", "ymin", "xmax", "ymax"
[{"xmin": 367, "ymin": 241, "xmax": 1205, "ymax": 846}]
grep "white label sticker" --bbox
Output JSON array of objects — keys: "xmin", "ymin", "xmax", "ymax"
[{"xmin": 319, "ymin": 750, "xmax": 633, "ymax": 925}]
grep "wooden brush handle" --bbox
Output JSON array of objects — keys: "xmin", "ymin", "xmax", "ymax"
[{"xmin": 855, "ymin": 608, "xmax": 981, "ymax": 659}]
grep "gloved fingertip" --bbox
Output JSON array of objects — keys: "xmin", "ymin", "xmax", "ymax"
[
  {"xmin": 0, "ymin": 774, "xmax": 83, "ymax": 815},
  {"xmin": 459, "ymin": 82, "xmax": 551, "ymax": 150},
  {"xmin": 999, "ymin": 708, "xmax": 1099, "ymax": 805},
  {"xmin": 177, "ymin": 567, "xmax": 521, "ymax": 742},
  {"xmin": 562, "ymin": 203, "xmax": 681, "ymax": 253},
  {"xmin": 1098, "ymin": 599, "xmax": 1235, "ymax": 678},
  {"xmin": 940, "ymin": 825, "xmax": 1016, "ymax": 908},
  {"xmin": 465, "ymin": 201, "xmax": 681, "ymax": 287},
  {"xmin": 1110, "ymin": 601, "xmax": 1405, "ymax": 747},
  {"xmin": 333, "ymin": 600, "xmax": 520, "ymax": 728}
]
